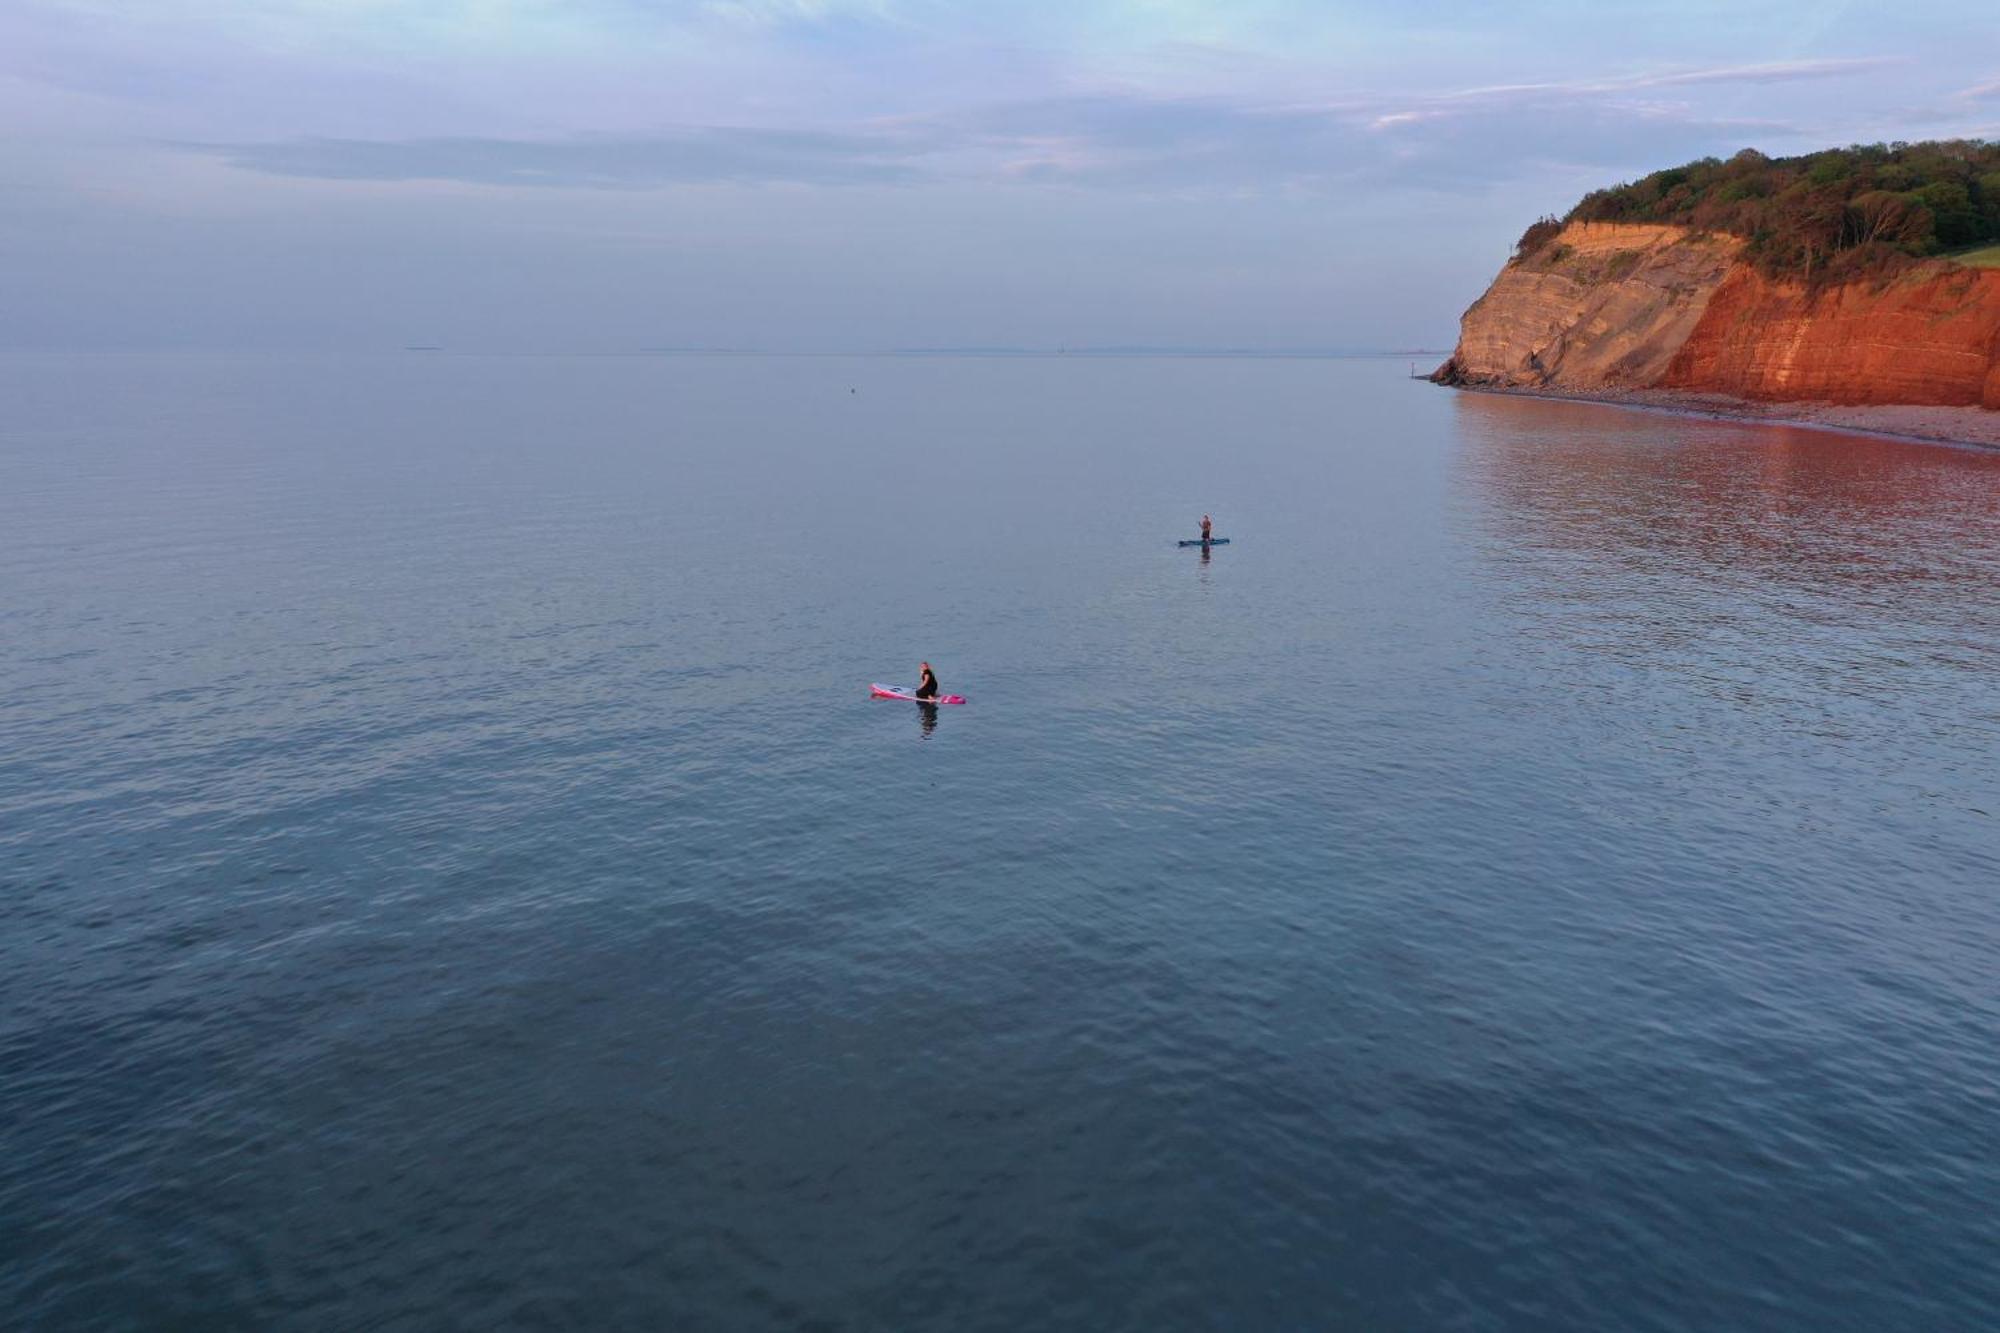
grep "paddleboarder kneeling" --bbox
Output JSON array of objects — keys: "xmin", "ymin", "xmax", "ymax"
[
  {"xmin": 1199, "ymin": 514, "xmax": 1213, "ymax": 544},
  {"xmin": 915, "ymin": 661, "xmax": 940, "ymax": 701}
]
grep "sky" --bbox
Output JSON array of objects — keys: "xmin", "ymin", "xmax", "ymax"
[{"xmin": 3, "ymin": 1, "xmax": 1997, "ymax": 352}]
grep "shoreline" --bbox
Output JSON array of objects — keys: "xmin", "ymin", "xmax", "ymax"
[{"xmin": 1438, "ymin": 381, "xmax": 2000, "ymax": 452}]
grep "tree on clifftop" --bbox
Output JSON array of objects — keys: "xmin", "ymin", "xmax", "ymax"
[
  {"xmin": 1564, "ymin": 139, "xmax": 2000, "ymax": 280},
  {"xmin": 1845, "ymin": 191, "xmax": 1933, "ymax": 250},
  {"xmin": 1512, "ymin": 216, "xmax": 1564, "ymax": 262}
]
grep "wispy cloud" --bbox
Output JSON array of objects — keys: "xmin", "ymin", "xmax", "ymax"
[
  {"xmin": 698, "ymin": 0, "xmax": 899, "ymax": 25},
  {"xmin": 186, "ymin": 81, "xmax": 1795, "ymax": 196},
  {"xmin": 1618, "ymin": 57, "xmax": 1904, "ymax": 89},
  {"xmin": 1385, "ymin": 57, "xmax": 1901, "ymax": 106},
  {"xmin": 194, "ymin": 127, "xmax": 940, "ymax": 188}
]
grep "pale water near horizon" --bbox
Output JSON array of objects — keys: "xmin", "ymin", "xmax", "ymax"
[{"xmin": 3, "ymin": 352, "xmax": 1998, "ymax": 1330}]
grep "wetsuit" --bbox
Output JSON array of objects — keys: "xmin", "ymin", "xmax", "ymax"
[{"xmin": 915, "ymin": 670, "xmax": 939, "ymax": 700}]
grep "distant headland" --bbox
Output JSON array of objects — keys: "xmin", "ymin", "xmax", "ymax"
[{"xmin": 1432, "ymin": 141, "xmax": 2000, "ymax": 448}]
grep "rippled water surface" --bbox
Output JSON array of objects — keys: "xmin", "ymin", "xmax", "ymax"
[{"xmin": 4, "ymin": 352, "xmax": 1998, "ymax": 1330}]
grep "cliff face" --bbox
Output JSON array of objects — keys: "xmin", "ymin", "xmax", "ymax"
[
  {"xmin": 1437, "ymin": 224, "xmax": 1741, "ymax": 390},
  {"xmin": 1662, "ymin": 265, "xmax": 2000, "ymax": 408},
  {"xmin": 1436, "ymin": 222, "xmax": 2000, "ymax": 410}
]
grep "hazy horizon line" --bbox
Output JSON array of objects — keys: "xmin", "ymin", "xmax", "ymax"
[{"xmin": 0, "ymin": 344, "xmax": 1457, "ymax": 359}]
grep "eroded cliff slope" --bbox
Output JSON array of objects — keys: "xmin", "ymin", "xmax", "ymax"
[
  {"xmin": 1435, "ymin": 222, "xmax": 2000, "ymax": 410},
  {"xmin": 1435, "ymin": 223, "xmax": 1741, "ymax": 389}
]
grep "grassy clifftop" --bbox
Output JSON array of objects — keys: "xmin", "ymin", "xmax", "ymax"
[{"xmin": 1514, "ymin": 140, "xmax": 2000, "ymax": 282}]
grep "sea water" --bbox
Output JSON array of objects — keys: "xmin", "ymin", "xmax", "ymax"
[{"xmin": 3, "ymin": 352, "xmax": 1997, "ymax": 1329}]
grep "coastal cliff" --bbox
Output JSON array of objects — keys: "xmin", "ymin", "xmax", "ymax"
[
  {"xmin": 1434, "ymin": 221, "xmax": 2000, "ymax": 412},
  {"xmin": 1661, "ymin": 263, "xmax": 2000, "ymax": 408},
  {"xmin": 1435, "ymin": 223, "xmax": 1741, "ymax": 391}
]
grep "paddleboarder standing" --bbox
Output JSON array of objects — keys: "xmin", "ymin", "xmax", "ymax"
[{"xmin": 1199, "ymin": 514, "xmax": 1213, "ymax": 544}]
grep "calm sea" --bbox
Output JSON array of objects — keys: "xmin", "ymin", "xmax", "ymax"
[{"xmin": 3, "ymin": 352, "xmax": 1997, "ymax": 1330}]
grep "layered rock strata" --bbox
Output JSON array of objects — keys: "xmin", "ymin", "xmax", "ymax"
[
  {"xmin": 1662, "ymin": 264, "xmax": 2000, "ymax": 408},
  {"xmin": 1435, "ymin": 222, "xmax": 2000, "ymax": 412}
]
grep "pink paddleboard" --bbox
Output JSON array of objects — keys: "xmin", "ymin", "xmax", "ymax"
[{"xmin": 871, "ymin": 683, "xmax": 967, "ymax": 705}]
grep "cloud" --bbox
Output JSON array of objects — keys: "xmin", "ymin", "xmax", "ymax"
[
  {"xmin": 185, "ymin": 62, "xmax": 1841, "ymax": 197},
  {"xmin": 936, "ymin": 88, "xmax": 1792, "ymax": 192},
  {"xmin": 1958, "ymin": 77, "xmax": 2000, "ymax": 102},
  {"xmin": 1403, "ymin": 57, "xmax": 1901, "ymax": 105},
  {"xmin": 193, "ymin": 127, "xmax": 940, "ymax": 188},
  {"xmin": 698, "ymin": 0, "xmax": 898, "ymax": 25},
  {"xmin": 1618, "ymin": 57, "xmax": 1903, "ymax": 89}
]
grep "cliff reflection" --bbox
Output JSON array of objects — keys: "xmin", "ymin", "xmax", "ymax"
[{"xmin": 1451, "ymin": 394, "xmax": 2000, "ymax": 631}]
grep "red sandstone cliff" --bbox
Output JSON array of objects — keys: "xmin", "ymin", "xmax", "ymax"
[
  {"xmin": 1436, "ymin": 223, "xmax": 2000, "ymax": 411},
  {"xmin": 1661, "ymin": 264, "xmax": 2000, "ymax": 409}
]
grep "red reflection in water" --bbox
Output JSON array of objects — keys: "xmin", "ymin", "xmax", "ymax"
[{"xmin": 1451, "ymin": 394, "xmax": 2000, "ymax": 610}]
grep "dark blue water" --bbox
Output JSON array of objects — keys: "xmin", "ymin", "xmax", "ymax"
[{"xmin": 4, "ymin": 352, "xmax": 1998, "ymax": 1330}]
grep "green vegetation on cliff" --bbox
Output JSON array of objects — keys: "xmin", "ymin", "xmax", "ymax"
[{"xmin": 1518, "ymin": 140, "xmax": 2000, "ymax": 281}]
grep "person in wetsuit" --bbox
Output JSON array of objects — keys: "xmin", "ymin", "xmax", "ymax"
[
  {"xmin": 915, "ymin": 661, "xmax": 940, "ymax": 700},
  {"xmin": 1199, "ymin": 514, "xmax": 1213, "ymax": 543}
]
